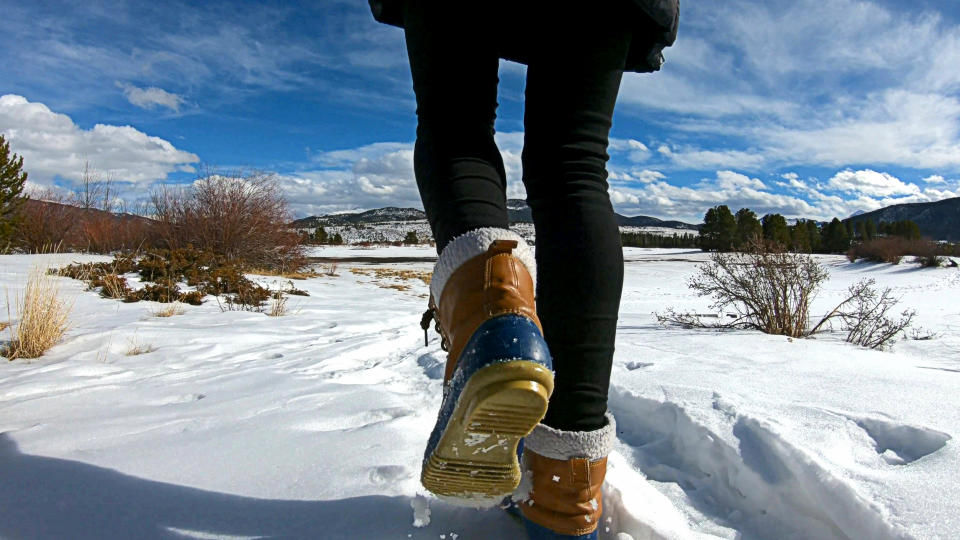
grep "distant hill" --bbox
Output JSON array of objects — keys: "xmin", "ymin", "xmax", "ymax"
[
  {"xmin": 843, "ymin": 197, "xmax": 960, "ymax": 241},
  {"xmin": 293, "ymin": 200, "xmax": 700, "ymax": 231},
  {"xmin": 291, "ymin": 207, "xmax": 425, "ymax": 228}
]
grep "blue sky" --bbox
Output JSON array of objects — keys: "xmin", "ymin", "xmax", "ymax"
[{"xmin": 1, "ymin": 0, "xmax": 959, "ymax": 223}]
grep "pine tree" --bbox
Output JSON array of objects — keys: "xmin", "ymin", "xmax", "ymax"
[
  {"xmin": 806, "ymin": 220, "xmax": 823, "ymax": 252},
  {"xmin": 822, "ymin": 217, "xmax": 850, "ymax": 253},
  {"xmin": 762, "ymin": 214, "xmax": 790, "ymax": 248},
  {"xmin": 735, "ymin": 208, "xmax": 762, "ymax": 249},
  {"xmin": 0, "ymin": 135, "xmax": 28, "ymax": 244},
  {"xmin": 790, "ymin": 221, "xmax": 811, "ymax": 253},
  {"xmin": 855, "ymin": 221, "xmax": 867, "ymax": 242},
  {"xmin": 403, "ymin": 231, "xmax": 418, "ymax": 244},
  {"xmin": 312, "ymin": 226, "xmax": 328, "ymax": 244},
  {"xmin": 701, "ymin": 205, "xmax": 736, "ymax": 251},
  {"xmin": 864, "ymin": 219, "xmax": 876, "ymax": 241}
]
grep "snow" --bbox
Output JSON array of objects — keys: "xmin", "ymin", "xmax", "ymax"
[{"xmin": 1, "ymin": 248, "xmax": 958, "ymax": 539}]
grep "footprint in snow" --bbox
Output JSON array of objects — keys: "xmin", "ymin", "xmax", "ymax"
[{"xmin": 850, "ymin": 416, "xmax": 952, "ymax": 465}]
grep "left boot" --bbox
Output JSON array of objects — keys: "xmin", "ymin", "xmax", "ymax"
[{"xmin": 420, "ymin": 228, "xmax": 554, "ymax": 504}]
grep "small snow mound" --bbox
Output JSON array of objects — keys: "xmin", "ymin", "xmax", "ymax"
[{"xmin": 411, "ymin": 495, "xmax": 431, "ymax": 527}]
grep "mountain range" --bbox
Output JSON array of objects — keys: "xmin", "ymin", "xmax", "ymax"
[
  {"xmin": 843, "ymin": 197, "xmax": 960, "ymax": 241},
  {"xmin": 292, "ymin": 199, "xmax": 701, "ymax": 230}
]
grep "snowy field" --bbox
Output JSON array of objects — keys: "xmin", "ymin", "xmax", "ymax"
[{"xmin": 1, "ymin": 247, "xmax": 958, "ymax": 540}]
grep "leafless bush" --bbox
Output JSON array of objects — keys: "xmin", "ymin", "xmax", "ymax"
[
  {"xmin": 818, "ymin": 279, "xmax": 915, "ymax": 349},
  {"xmin": 15, "ymin": 189, "xmax": 75, "ymax": 253},
  {"xmin": 268, "ymin": 291, "xmax": 288, "ymax": 317},
  {"xmin": 151, "ymin": 172, "xmax": 304, "ymax": 271},
  {"xmin": 658, "ymin": 241, "xmax": 827, "ymax": 337},
  {"xmin": 659, "ymin": 242, "xmax": 915, "ymax": 349},
  {"xmin": 847, "ymin": 237, "xmax": 941, "ymax": 265}
]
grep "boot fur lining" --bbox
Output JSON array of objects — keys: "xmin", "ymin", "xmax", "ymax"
[
  {"xmin": 430, "ymin": 227, "xmax": 536, "ymax": 302},
  {"xmin": 524, "ymin": 413, "xmax": 616, "ymax": 461}
]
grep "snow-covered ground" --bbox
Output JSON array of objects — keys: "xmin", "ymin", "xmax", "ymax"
[{"xmin": 1, "ymin": 247, "xmax": 957, "ymax": 540}]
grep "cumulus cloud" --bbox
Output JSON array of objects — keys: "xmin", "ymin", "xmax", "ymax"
[
  {"xmin": 0, "ymin": 94, "xmax": 199, "ymax": 185},
  {"xmin": 922, "ymin": 174, "xmax": 946, "ymax": 184},
  {"xmin": 118, "ymin": 83, "xmax": 186, "ymax": 112},
  {"xmin": 827, "ymin": 169, "xmax": 920, "ymax": 197}
]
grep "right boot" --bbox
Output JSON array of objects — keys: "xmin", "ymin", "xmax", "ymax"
[
  {"xmin": 519, "ymin": 414, "xmax": 616, "ymax": 539},
  {"xmin": 420, "ymin": 227, "xmax": 554, "ymax": 504}
]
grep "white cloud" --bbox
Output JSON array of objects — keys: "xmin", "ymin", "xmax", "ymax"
[
  {"xmin": 712, "ymin": 170, "xmax": 766, "ymax": 190},
  {"xmin": 118, "ymin": 83, "xmax": 185, "ymax": 112},
  {"xmin": 609, "ymin": 138, "xmax": 652, "ymax": 163},
  {"xmin": 827, "ymin": 169, "xmax": 920, "ymax": 197},
  {"xmin": 922, "ymin": 174, "xmax": 946, "ymax": 184},
  {"xmin": 0, "ymin": 94, "xmax": 199, "ymax": 185}
]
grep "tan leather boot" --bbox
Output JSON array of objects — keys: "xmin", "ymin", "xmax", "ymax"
[
  {"xmin": 420, "ymin": 228, "xmax": 554, "ymax": 504},
  {"xmin": 519, "ymin": 414, "xmax": 616, "ymax": 537}
]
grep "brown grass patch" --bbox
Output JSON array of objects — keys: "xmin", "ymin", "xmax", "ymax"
[
  {"xmin": 3, "ymin": 267, "xmax": 74, "ymax": 359},
  {"xmin": 246, "ymin": 267, "xmax": 319, "ymax": 280}
]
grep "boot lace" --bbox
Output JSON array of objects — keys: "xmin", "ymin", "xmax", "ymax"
[{"xmin": 420, "ymin": 304, "xmax": 449, "ymax": 351}]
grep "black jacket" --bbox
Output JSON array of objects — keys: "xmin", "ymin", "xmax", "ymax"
[{"xmin": 368, "ymin": 0, "xmax": 679, "ymax": 73}]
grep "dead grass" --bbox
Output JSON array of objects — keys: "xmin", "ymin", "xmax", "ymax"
[
  {"xmin": 149, "ymin": 302, "xmax": 185, "ymax": 317},
  {"xmin": 349, "ymin": 267, "xmax": 431, "ymax": 293},
  {"xmin": 246, "ymin": 267, "xmax": 319, "ymax": 280},
  {"xmin": 267, "ymin": 291, "xmax": 288, "ymax": 317},
  {"xmin": 125, "ymin": 334, "xmax": 156, "ymax": 356},
  {"xmin": 0, "ymin": 321, "xmax": 9, "ymax": 332},
  {"xmin": 3, "ymin": 267, "xmax": 74, "ymax": 360}
]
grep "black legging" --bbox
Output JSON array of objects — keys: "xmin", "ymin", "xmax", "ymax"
[{"xmin": 403, "ymin": 0, "xmax": 630, "ymax": 432}]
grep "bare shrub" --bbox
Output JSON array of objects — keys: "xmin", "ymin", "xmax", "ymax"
[
  {"xmin": 16, "ymin": 190, "xmax": 75, "ymax": 253},
  {"xmin": 829, "ymin": 280, "xmax": 914, "ymax": 349},
  {"xmin": 847, "ymin": 237, "xmax": 941, "ymax": 266},
  {"xmin": 3, "ymin": 267, "xmax": 73, "ymax": 359},
  {"xmin": 658, "ymin": 241, "xmax": 827, "ymax": 337},
  {"xmin": 658, "ymin": 242, "xmax": 915, "ymax": 349},
  {"xmin": 151, "ymin": 172, "xmax": 304, "ymax": 271}
]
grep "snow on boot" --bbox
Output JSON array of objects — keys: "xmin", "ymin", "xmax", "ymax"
[
  {"xmin": 519, "ymin": 414, "xmax": 616, "ymax": 539},
  {"xmin": 420, "ymin": 228, "xmax": 554, "ymax": 505}
]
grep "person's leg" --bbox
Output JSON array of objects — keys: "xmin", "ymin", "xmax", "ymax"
[
  {"xmin": 402, "ymin": 0, "xmax": 507, "ymax": 253},
  {"xmin": 521, "ymin": 8, "xmax": 632, "ymax": 434},
  {"xmin": 404, "ymin": 0, "xmax": 554, "ymax": 503}
]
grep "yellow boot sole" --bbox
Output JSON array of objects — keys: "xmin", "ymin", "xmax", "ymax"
[{"xmin": 421, "ymin": 360, "xmax": 554, "ymax": 502}]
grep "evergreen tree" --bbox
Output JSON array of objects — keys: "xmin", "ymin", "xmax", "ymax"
[
  {"xmin": 790, "ymin": 221, "xmax": 811, "ymax": 253},
  {"xmin": 806, "ymin": 220, "xmax": 823, "ymax": 252},
  {"xmin": 762, "ymin": 213, "xmax": 790, "ymax": 248},
  {"xmin": 700, "ymin": 207, "xmax": 720, "ymax": 251},
  {"xmin": 864, "ymin": 219, "xmax": 876, "ymax": 241},
  {"xmin": 735, "ymin": 208, "xmax": 762, "ymax": 249},
  {"xmin": 823, "ymin": 217, "xmax": 850, "ymax": 253},
  {"xmin": 312, "ymin": 226, "xmax": 329, "ymax": 244},
  {"xmin": 0, "ymin": 135, "xmax": 28, "ymax": 244},
  {"xmin": 403, "ymin": 231, "xmax": 418, "ymax": 244},
  {"xmin": 855, "ymin": 221, "xmax": 866, "ymax": 241},
  {"xmin": 332, "ymin": 233, "xmax": 344, "ymax": 245}
]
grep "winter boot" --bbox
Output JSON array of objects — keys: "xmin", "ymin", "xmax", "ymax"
[
  {"xmin": 519, "ymin": 414, "xmax": 616, "ymax": 539},
  {"xmin": 420, "ymin": 228, "xmax": 554, "ymax": 504}
]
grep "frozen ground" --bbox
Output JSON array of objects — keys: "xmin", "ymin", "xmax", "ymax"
[{"xmin": 1, "ymin": 247, "xmax": 957, "ymax": 539}]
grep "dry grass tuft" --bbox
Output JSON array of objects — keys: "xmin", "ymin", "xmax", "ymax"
[
  {"xmin": 267, "ymin": 291, "xmax": 288, "ymax": 317},
  {"xmin": 0, "ymin": 321, "xmax": 9, "ymax": 332},
  {"xmin": 125, "ymin": 334, "xmax": 157, "ymax": 356},
  {"xmin": 149, "ymin": 302, "xmax": 186, "ymax": 317},
  {"xmin": 3, "ymin": 267, "xmax": 74, "ymax": 359}
]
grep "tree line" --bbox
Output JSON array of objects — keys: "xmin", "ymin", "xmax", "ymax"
[{"xmin": 699, "ymin": 204, "xmax": 922, "ymax": 253}]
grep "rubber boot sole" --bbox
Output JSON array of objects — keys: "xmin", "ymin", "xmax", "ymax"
[{"xmin": 421, "ymin": 360, "xmax": 554, "ymax": 501}]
